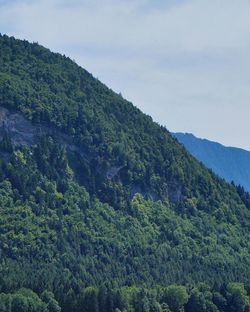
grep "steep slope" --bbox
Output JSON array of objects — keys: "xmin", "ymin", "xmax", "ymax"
[
  {"xmin": 1, "ymin": 34, "xmax": 250, "ymax": 311},
  {"xmin": 173, "ymin": 132, "xmax": 250, "ymax": 192}
]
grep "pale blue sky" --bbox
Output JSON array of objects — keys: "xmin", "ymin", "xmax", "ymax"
[{"xmin": 1, "ymin": 0, "xmax": 250, "ymax": 150}]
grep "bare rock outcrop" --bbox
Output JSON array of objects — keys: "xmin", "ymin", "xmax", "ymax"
[{"xmin": 0, "ymin": 107, "xmax": 38, "ymax": 146}]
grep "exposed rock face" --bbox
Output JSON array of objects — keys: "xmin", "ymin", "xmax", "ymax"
[
  {"xmin": 0, "ymin": 106, "xmax": 83, "ymax": 152},
  {"xmin": 0, "ymin": 106, "xmax": 121, "ymax": 181},
  {"xmin": 106, "ymin": 166, "xmax": 124, "ymax": 180},
  {"xmin": 0, "ymin": 107, "xmax": 38, "ymax": 146},
  {"xmin": 0, "ymin": 107, "xmax": 172, "ymax": 201},
  {"xmin": 168, "ymin": 185, "xmax": 182, "ymax": 203},
  {"xmin": 0, "ymin": 106, "xmax": 91, "ymax": 167},
  {"xmin": 130, "ymin": 184, "xmax": 160, "ymax": 201}
]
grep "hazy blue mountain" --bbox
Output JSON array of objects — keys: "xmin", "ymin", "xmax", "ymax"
[{"xmin": 173, "ymin": 132, "xmax": 250, "ymax": 192}]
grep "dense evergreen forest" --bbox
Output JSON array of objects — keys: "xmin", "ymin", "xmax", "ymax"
[{"xmin": 1, "ymin": 34, "xmax": 250, "ymax": 311}]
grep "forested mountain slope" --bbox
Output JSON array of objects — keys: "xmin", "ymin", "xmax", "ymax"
[
  {"xmin": 173, "ymin": 132, "xmax": 250, "ymax": 192},
  {"xmin": 1, "ymin": 34, "xmax": 250, "ymax": 311}
]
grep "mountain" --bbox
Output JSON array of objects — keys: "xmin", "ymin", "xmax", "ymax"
[
  {"xmin": 1, "ymin": 34, "xmax": 250, "ymax": 311},
  {"xmin": 173, "ymin": 132, "xmax": 250, "ymax": 192}
]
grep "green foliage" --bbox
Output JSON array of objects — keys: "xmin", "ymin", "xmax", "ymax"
[
  {"xmin": 162, "ymin": 285, "xmax": 188, "ymax": 312},
  {"xmin": 0, "ymin": 288, "xmax": 48, "ymax": 312},
  {"xmin": 0, "ymin": 34, "xmax": 250, "ymax": 311},
  {"xmin": 1, "ymin": 33, "xmax": 248, "ymax": 213},
  {"xmin": 226, "ymin": 283, "xmax": 250, "ymax": 312},
  {"xmin": 0, "ymin": 130, "xmax": 13, "ymax": 153}
]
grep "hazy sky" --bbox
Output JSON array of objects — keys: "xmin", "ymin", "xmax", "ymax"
[{"xmin": 1, "ymin": 0, "xmax": 250, "ymax": 150}]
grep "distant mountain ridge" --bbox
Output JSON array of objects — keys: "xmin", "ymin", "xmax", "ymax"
[{"xmin": 173, "ymin": 132, "xmax": 250, "ymax": 192}]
